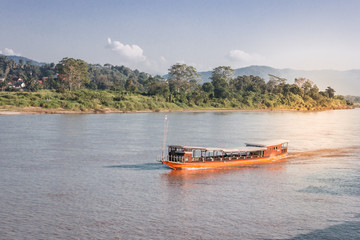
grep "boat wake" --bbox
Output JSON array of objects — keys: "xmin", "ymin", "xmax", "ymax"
[{"xmin": 288, "ymin": 145, "xmax": 360, "ymax": 160}]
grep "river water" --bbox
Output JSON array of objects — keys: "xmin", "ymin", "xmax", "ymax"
[{"xmin": 0, "ymin": 109, "xmax": 359, "ymax": 239}]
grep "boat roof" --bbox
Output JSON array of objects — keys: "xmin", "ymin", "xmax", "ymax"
[
  {"xmin": 245, "ymin": 139, "xmax": 289, "ymax": 147},
  {"xmin": 168, "ymin": 145, "xmax": 267, "ymax": 152}
]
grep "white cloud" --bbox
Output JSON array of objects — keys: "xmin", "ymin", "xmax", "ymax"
[
  {"xmin": 227, "ymin": 49, "xmax": 264, "ymax": 65},
  {"xmin": 105, "ymin": 38, "xmax": 171, "ymax": 75},
  {"xmin": 0, "ymin": 48, "xmax": 21, "ymax": 56},
  {"xmin": 227, "ymin": 50, "xmax": 251, "ymax": 62},
  {"xmin": 106, "ymin": 38, "xmax": 146, "ymax": 62}
]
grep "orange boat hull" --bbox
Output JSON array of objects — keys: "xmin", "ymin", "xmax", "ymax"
[{"xmin": 162, "ymin": 153, "xmax": 287, "ymax": 170}]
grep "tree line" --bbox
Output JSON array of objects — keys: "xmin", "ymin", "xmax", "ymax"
[{"xmin": 0, "ymin": 56, "xmax": 352, "ymax": 110}]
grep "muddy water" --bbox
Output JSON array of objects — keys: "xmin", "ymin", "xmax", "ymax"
[{"xmin": 0, "ymin": 109, "xmax": 359, "ymax": 239}]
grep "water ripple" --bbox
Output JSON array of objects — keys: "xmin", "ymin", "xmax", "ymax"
[{"xmin": 104, "ymin": 162, "xmax": 166, "ymax": 170}]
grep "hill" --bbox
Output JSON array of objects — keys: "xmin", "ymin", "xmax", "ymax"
[
  {"xmin": 0, "ymin": 54, "xmax": 46, "ymax": 66},
  {"xmin": 198, "ymin": 66, "xmax": 360, "ymax": 96}
]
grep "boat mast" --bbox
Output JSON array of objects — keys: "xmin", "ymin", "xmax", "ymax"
[{"xmin": 161, "ymin": 115, "xmax": 169, "ymax": 161}]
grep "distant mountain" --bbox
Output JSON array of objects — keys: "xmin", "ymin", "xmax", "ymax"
[
  {"xmin": 0, "ymin": 54, "xmax": 46, "ymax": 66},
  {"xmin": 198, "ymin": 66, "xmax": 360, "ymax": 96}
]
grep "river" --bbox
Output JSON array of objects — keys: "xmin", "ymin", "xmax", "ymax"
[{"xmin": 0, "ymin": 109, "xmax": 359, "ymax": 239}]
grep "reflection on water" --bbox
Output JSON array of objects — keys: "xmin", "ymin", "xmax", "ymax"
[
  {"xmin": 0, "ymin": 109, "xmax": 360, "ymax": 239},
  {"xmin": 105, "ymin": 162, "xmax": 165, "ymax": 170}
]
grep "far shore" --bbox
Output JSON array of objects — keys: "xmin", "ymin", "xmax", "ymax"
[{"xmin": 0, "ymin": 106, "xmax": 355, "ymax": 115}]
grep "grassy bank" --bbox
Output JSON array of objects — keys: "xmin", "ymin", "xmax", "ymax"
[
  {"xmin": 0, "ymin": 90, "xmax": 353, "ymax": 114},
  {"xmin": 0, "ymin": 90, "xmax": 180, "ymax": 113}
]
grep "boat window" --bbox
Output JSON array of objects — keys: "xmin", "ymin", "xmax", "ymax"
[
  {"xmin": 193, "ymin": 150, "xmax": 202, "ymax": 158},
  {"xmin": 213, "ymin": 151, "xmax": 221, "ymax": 158},
  {"xmin": 175, "ymin": 148, "xmax": 184, "ymax": 153}
]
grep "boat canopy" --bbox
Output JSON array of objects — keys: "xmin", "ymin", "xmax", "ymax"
[
  {"xmin": 168, "ymin": 145, "xmax": 267, "ymax": 152},
  {"xmin": 245, "ymin": 139, "xmax": 289, "ymax": 147}
]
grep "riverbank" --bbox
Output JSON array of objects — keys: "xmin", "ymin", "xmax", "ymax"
[
  {"xmin": 0, "ymin": 90, "xmax": 353, "ymax": 115},
  {"xmin": 0, "ymin": 105, "xmax": 354, "ymax": 115}
]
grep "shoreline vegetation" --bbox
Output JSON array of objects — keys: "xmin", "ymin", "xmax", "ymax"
[
  {"xmin": 0, "ymin": 90, "xmax": 354, "ymax": 115},
  {"xmin": 0, "ymin": 56, "xmax": 356, "ymax": 115}
]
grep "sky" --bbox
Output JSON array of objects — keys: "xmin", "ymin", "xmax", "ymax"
[{"xmin": 1, "ymin": 0, "xmax": 360, "ymax": 75}]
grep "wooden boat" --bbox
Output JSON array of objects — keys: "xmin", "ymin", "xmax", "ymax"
[{"xmin": 161, "ymin": 140, "xmax": 288, "ymax": 170}]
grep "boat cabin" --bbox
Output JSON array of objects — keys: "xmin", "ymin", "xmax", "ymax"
[{"xmin": 245, "ymin": 140, "xmax": 288, "ymax": 157}]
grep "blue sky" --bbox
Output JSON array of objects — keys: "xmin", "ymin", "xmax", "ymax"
[{"xmin": 1, "ymin": 0, "xmax": 359, "ymax": 74}]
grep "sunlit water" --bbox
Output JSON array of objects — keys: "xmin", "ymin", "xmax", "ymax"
[{"xmin": 0, "ymin": 109, "xmax": 359, "ymax": 239}]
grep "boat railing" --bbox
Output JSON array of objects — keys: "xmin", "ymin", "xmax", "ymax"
[{"xmin": 166, "ymin": 153, "xmax": 265, "ymax": 163}]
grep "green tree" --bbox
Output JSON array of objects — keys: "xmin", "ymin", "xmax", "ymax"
[
  {"xmin": 202, "ymin": 82, "xmax": 214, "ymax": 93},
  {"xmin": 201, "ymin": 82, "xmax": 214, "ymax": 99},
  {"xmin": 289, "ymin": 84, "xmax": 303, "ymax": 95},
  {"xmin": 22, "ymin": 75, "xmax": 42, "ymax": 92},
  {"xmin": 294, "ymin": 78, "xmax": 313, "ymax": 88},
  {"xmin": 211, "ymin": 66, "xmax": 234, "ymax": 83},
  {"xmin": 230, "ymin": 75, "xmax": 266, "ymax": 93},
  {"xmin": 145, "ymin": 76, "xmax": 168, "ymax": 96},
  {"xmin": 0, "ymin": 79, "xmax": 6, "ymax": 91},
  {"xmin": 267, "ymin": 74, "xmax": 287, "ymax": 94},
  {"xmin": 19, "ymin": 59, "xmax": 24, "ymax": 68},
  {"xmin": 125, "ymin": 78, "xmax": 137, "ymax": 92},
  {"xmin": 43, "ymin": 75, "xmax": 60, "ymax": 90},
  {"xmin": 212, "ymin": 77, "xmax": 230, "ymax": 99},
  {"xmin": 56, "ymin": 58, "xmax": 90, "ymax": 91},
  {"xmin": 210, "ymin": 66, "xmax": 233, "ymax": 99},
  {"xmin": 230, "ymin": 75, "xmax": 251, "ymax": 91},
  {"xmin": 168, "ymin": 63, "xmax": 200, "ymax": 93},
  {"xmin": 325, "ymin": 86, "xmax": 335, "ymax": 98},
  {"xmin": 308, "ymin": 85, "xmax": 320, "ymax": 100},
  {"xmin": 0, "ymin": 56, "xmax": 10, "ymax": 80}
]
